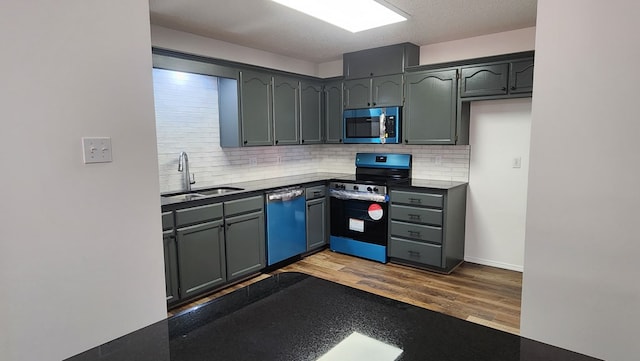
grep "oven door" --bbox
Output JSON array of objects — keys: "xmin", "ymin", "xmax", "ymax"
[{"xmin": 330, "ymin": 196, "xmax": 388, "ymax": 246}]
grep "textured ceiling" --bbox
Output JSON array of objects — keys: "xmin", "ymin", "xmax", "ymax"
[{"xmin": 149, "ymin": 0, "xmax": 537, "ymax": 63}]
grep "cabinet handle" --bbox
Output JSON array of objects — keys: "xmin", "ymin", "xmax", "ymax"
[
  {"xmin": 339, "ymin": 139, "xmax": 343, "ymax": 143},
  {"xmin": 275, "ymin": 140, "xmax": 279, "ymax": 145},
  {"xmin": 408, "ymin": 230, "xmax": 421, "ymax": 237},
  {"xmin": 502, "ymin": 87, "xmax": 507, "ymax": 91},
  {"xmin": 243, "ymin": 140, "xmax": 248, "ymax": 145},
  {"xmin": 511, "ymin": 86, "xmax": 517, "ymax": 90},
  {"xmin": 405, "ymin": 139, "xmax": 408, "ymax": 144},
  {"xmin": 408, "ymin": 214, "xmax": 421, "ymax": 220},
  {"xmin": 408, "ymin": 198, "xmax": 422, "ymax": 204},
  {"xmin": 372, "ymin": 102, "xmax": 376, "ymax": 106},
  {"xmin": 301, "ymin": 139, "xmax": 305, "ymax": 144},
  {"xmin": 370, "ymin": 72, "xmax": 374, "ymax": 76},
  {"xmin": 367, "ymin": 102, "xmax": 371, "ymax": 106}
]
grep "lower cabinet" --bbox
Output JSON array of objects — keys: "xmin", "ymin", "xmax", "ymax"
[
  {"xmin": 163, "ymin": 195, "xmax": 266, "ymax": 306},
  {"xmin": 224, "ymin": 196, "xmax": 265, "ymax": 281},
  {"xmin": 388, "ymin": 185, "xmax": 467, "ymax": 273},
  {"xmin": 305, "ymin": 185, "xmax": 327, "ymax": 251},
  {"xmin": 176, "ymin": 219, "xmax": 226, "ymax": 299},
  {"xmin": 162, "ymin": 212, "xmax": 179, "ymax": 305}
]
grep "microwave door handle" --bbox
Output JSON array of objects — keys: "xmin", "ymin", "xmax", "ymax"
[{"xmin": 380, "ymin": 113, "xmax": 386, "ymax": 143}]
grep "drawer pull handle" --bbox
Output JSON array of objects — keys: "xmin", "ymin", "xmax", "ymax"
[
  {"xmin": 408, "ymin": 214, "xmax": 421, "ymax": 220},
  {"xmin": 408, "ymin": 198, "xmax": 422, "ymax": 204},
  {"xmin": 408, "ymin": 250, "xmax": 421, "ymax": 257},
  {"xmin": 313, "ymin": 191, "xmax": 322, "ymax": 196},
  {"xmin": 408, "ymin": 230, "xmax": 421, "ymax": 237}
]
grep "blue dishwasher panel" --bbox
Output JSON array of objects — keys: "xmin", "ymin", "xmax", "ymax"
[{"xmin": 266, "ymin": 194, "xmax": 306, "ymax": 265}]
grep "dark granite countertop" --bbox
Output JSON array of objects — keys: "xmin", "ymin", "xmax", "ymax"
[
  {"xmin": 66, "ymin": 273, "xmax": 600, "ymax": 361},
  {"xmin": 161, "ymin": 172, "xmax": 468, "ymax": 209}
]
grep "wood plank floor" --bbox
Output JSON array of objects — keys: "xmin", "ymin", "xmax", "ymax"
[{"xmin": 168, "ymin": 249, "xmax": 522, "ymax": 334}]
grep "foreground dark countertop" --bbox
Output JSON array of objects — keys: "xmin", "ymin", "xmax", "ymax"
[{"xmin": 66, "ymin": 273, "xmax": 600, "ymax": 361}]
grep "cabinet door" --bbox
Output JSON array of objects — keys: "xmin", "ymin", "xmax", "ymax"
[
  {"xmin": 372, "ymin": 74, "xmax": 403, "ymax": 107},
  {"xmin": 225, "ymin": 211, "xmax": 266, "ymax": 280},
  {"xmin": 300, "ymin": 81, "xmax": 323, "ymax": 144},
  {"xmin": 404, "ymin": 69, "xmax": 458, "ymax": 144},
  {"xmin": 273, "ymin": 76, "xmax": 300, "ymax": 145},
  {"xmin": 176, "ymin": 220, "xmax": 226, "ymax": 299},
  {"xmin": 509, "ymin": 59, "xmax": 534, "ymax": 94},
  {"xmin": 306, "ymin": 197, "xmax": 327, "ymax": 251},
  {"xmin": 344, "ymin": 78, "xmax": 372, "ymax": 109},
  {"xmin": 240, "ymin": 70, "xmax": 273, "ymax": 146},
  {"xmin": 163, "ymin": 229, "xmax": 179, "ymax": 304},
  {"xmin": 460, "ymin": 64, "xmax": 509, "ymax": 97},
  {"xmin": 324, "ymin": 80, "xmax": 343, "ymax": 143}
]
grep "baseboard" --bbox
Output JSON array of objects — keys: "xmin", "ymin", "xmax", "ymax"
[{"xmin": 464, "ymin": 256, "xmax": 523, "ymax": 272}]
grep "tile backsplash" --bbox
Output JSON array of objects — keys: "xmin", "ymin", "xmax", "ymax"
[{"xmin": 153, "ymin": 68, "xmax": 469, "ymax": 193}]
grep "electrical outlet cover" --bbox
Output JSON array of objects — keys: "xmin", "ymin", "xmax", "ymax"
[{"xmin": 82, "ymin": 137, "xmax": 113, "ymax": 164}]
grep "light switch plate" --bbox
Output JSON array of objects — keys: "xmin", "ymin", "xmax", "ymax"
[
  {"xmin": 512, "ymin": 156, "xmax": 522, "ymax": 168},
  {"xmin": 82, "ymin": 137, "xmax": 113, "ymax": 164}
]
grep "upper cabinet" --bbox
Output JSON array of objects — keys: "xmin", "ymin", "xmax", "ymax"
[
  {"xmin": 509, "ymin": 59, "xmax": 534, "ymax": 94},
  {"xmin": 240, "ymin": 70, "xmax": 274, "ymax": 146},
  {"xmin": 460, "ymin": 57, "xmax": 534, "ymax": 98},
  {"xmin": 343, "ymin": 43, "xmax": 419, "ymax": 79},
  {"xmin": 404, "ymin": 69, "xmax": 458, "ymax": 145},
  {"xmin": 324, "ymin": 79, "xmax": 343, "ymax": 144},
  {"xmin": 300, "ymin": 80, "xmax": 324, "ymax": 144},
  {"xmin": 344, "ymin": 74, "xmax": 403, "ymax": 109},
  {"xmin": 273, "ymin": 76, "xmax": 300, "ymax": 146}
]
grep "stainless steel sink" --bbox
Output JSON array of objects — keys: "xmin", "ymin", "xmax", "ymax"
[
  {"xmin": 161, "ymin": 193, "xmax": 208, "ymax": 202},
  {"xmin": 196, "ymin": 187, "xmax": 244, "ymax": 196}
]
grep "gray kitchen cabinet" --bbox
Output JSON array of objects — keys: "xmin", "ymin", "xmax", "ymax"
[
  {"xmin": 305, "ymin": 185, "xmax": 327, "ymax": 251},
  {"xmin": 223, "ymin": 195, "xmax": 265, "ymax": 281},
  {"xmin": 388, "ymin": 186, "xmax": 467, "ymax": 274},
  {"xmin": 509, "ymin": 59, "xmax": 534, "ymax": 94},
  {"xmin": 324, "ymin": 80, "xmax": 344, "ymax": 143},
  {"xmin": 300, "ymin": 81, "xmax": 323, "ymax": 144},
  {"xmin": 372, "ymin": 74, "xmax": 403, "ymax": 107},
  {"xmin": 460, "ymin": 63, "xmax": 509, "ymax": 97},
  {"xmin": 162, "ymin": 211, "xmax": 179, "ymax": 305},
  {"xmin": 273, "ymin": 76, "xmax": 300, "ymax": 145},
  {"xmin": 344, "ymin": 74, "xmax": 403, "ymax": 109},
  {"xmin": 343, "ymin": 78, "xmax": 371, "ymax": 109},
  {"xmin": 343, "ymin": 43, "xmax": 420, "ymax": 79},
  {"xmin": 176, "ymin": 218, "xmax": 226, "ymax": 299},
  {"xmin": 240, "ymin": 70, "xmax": 273, "ymax": 146},
  {"xmin": 460, "ymin": 58, "xmax": 534, "ymax": 98},
  {"xmin": 404, "ymin": 69, "xmax": 458, "ymax": 144}
]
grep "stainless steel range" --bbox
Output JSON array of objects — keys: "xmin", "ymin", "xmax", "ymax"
[{"xmin": 329, "ymin": 153, "xmax": 412, "ymax": 263}]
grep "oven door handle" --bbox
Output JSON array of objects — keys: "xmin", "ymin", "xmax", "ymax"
[{"xmin": 329, "ymin": 189, "xmax": 388, "ymax": 203}]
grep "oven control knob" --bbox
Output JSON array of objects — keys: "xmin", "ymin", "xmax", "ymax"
[
  {"xmin": 373, "ymin": 187, "xmax": 379, "ymax": 192},
  {"xmin": 353, "ymin": 185, "xmax": 359, "ymax": 190},
  {"xmin": 367, "ymin": 187, "xmax": 372, "ymax": 192}
]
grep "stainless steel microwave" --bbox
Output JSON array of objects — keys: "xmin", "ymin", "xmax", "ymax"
[{"xmin": 343, "ymin": 107, "xmax": 401, "ymax": 144}]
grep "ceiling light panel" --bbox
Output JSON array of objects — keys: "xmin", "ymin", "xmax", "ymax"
[{"xmin": 272, "ymin": 0, "xmax": 407, "ymax": 33}]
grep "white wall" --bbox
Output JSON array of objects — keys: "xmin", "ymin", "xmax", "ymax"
[
  {"xmin": 0, "ymin": 2, "xmax": 166, "ymax": 361},
  {"xmin": 151, "ymin": 25, "xmax": 319, "ymax": 77},
  {"xmin": 465, "ymin": 99, "xmax": 532, "ymax": 271},
  {"xmin": 521, "ymin": 1, "xmax": 640, "ymax": 360},
  {"xmin": 419, "ymin": 27, "xmax": 536, "ymax": 65}
]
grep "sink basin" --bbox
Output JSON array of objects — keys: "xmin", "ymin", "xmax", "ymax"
[
  {"xmin": 196, "ymin": 187, "xmax": 244, "ymax": 196},
  {"xmin": 162, "ymin": 193, "xmax": 208, "ymax": 202}
]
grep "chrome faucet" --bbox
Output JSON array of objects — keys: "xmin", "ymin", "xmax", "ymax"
[{"xmin": 178, "ymin": 151, "xmax": 195, "ymax": 192}]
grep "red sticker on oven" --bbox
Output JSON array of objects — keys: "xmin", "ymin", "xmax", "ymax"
[{"xmin": 368, "ymin": 203, "xmax": 384, "ymax": 221}]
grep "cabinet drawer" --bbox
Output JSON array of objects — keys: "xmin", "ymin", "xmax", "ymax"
[
  {"xmin": 390, "ymin": 221, "xmax": 442, "ymax": 244},
  {"xmin": 175, "ymin": 203, "xmax": 223, "ymax": 227},
  {"xmin": 224, "ymin": 195, "xmax": 264, "ymax": 217},
  {"xmin": 391, "ymin": 205, "xmax": 442, "ymax": 226},
  {"xmin": 161, "ymin": 211, "xmax": 174, "ymax": 231},
  {"xmin": 389, "ymin": 237, "xmax": 442, "ymax": 267},
  {"xmin": 305, "ymin": 185, "xmax": 326, "ymax": 200},
  {"xmin": 391, "ymin": 190, "xmax": 443, "ymax": 208}
]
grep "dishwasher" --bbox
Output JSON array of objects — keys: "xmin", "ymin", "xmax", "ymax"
[{"xmin": 266, "ymin": 187, "xmax": 306, "ymax": 266}]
